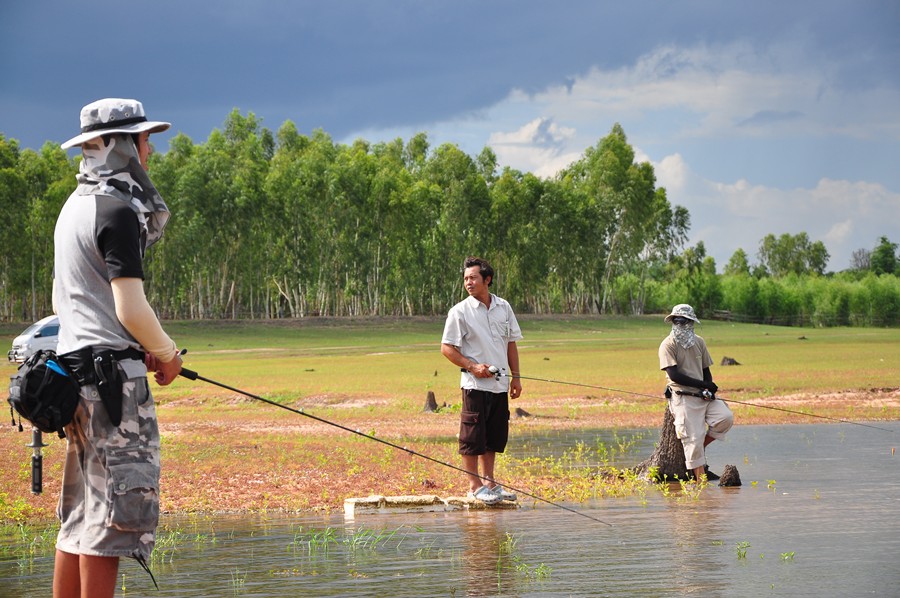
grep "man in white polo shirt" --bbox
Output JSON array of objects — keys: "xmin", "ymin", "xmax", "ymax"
[{"xmin": 441, "ymin": 256, "xmax": 523, "ymax": 504}]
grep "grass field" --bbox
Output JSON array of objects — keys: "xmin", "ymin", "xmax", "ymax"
[{"xmin": 1, "ymin": 315, "xmax": 898, "ymax": 522}]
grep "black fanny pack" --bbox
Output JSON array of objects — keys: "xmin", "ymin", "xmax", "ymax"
[
  {"xmin": 8, "ymin": 350, "xmax": 81, "ymax": 437},
  {"xmin": 58, "ymin": 347, "xmax": 144, "ymax": 427}
]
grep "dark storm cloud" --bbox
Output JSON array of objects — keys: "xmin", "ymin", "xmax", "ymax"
[{"xmin": 1, "ymin": 0, "xmax": 898, "ymax": 151}]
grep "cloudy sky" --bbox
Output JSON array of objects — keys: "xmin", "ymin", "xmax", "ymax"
[{"xmin": 3, "ymin": 1, "xmax": 898, "ymax": 271}]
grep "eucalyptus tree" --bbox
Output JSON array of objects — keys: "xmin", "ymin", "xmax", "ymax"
[
  {"xmin": 21, "ymin": 143, "xmax": 74, "ymax": 318},
  {"xmin": 724, "ymin": 248, "xmax": 751, "ymax": 276},
  {"xmin": 666, "ymin": 242, "xmax": 722, "ymax": 317},
  {"xmin": 488, "ymin": 167, "xmax": 552, "ymax": 311},
  {"xmin": 0, "ymin": 135, "xmax": 29, "ymax": 318},
  {"xmin": 423, "ymin": 142, "xmax": 492, "ymax": 309},
  {"xmin": 555, "ymin": 124, "xmax": 685, "ymax": 314},
  {"xmin": 264, "ymin": 126, "xmax": 336, "ymax": 317},
  {"xmin": 870, "ymin": 236, "xmax": 897, "ymax": 275},
  {"xmin": 152, "ymin": 110, "xmax": 273, "ymax": 318},
  {"xmin": 757, "ymin": 232, "xmax": 830, "ymax": 277}
]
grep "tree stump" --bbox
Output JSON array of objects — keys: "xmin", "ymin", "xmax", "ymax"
[
  {"xmin": 423, "ymin": 391, "xmax": 439, "ymax": 412},
  {"xmin": 631, "ymin": 405, "xmax": 690, "ymax": 481},
  {"xmin": 718, "ymin": 464, "xmax": 741, "ymax": 487},
  {"xmin": 632, "ymin": 405, "xmax": 741, "ymax": 485}
]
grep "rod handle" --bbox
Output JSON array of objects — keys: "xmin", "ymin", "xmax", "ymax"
[
  {"xmin": 31, "ymin": 454, "xmax": 42, "ymax": 495},
  {"xmin": 179, "ymin": 367, "xmax": 199, "ymax": 381}
]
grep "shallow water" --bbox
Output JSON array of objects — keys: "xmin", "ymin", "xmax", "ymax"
[{"xmin": 2, "ymin": 422, "xmax": 898, "ymax": 597}]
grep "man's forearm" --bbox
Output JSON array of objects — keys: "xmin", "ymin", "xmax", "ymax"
[
  {"xmin": 665, "ymin": 366, "xmax": 708, "ymax": 389},
  {"xmin": 507, "ymin": 342, "xmax": 520, "ymax": 375},
  {"xmin": 441, "ymin": 343, "xmax": 476, "ymax": 372}
]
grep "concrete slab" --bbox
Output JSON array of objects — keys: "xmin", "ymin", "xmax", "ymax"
[{"xmin": 344, "ymin": 494, "xmax": 519, "ymax": 518}]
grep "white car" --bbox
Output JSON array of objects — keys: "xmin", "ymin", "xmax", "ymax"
[{"xmin": 8, "ymin": 315, "xmax": 60, "ymax": 363}]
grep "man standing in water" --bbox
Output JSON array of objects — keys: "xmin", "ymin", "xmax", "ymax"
[
  {"xmin": 441, "ymin": 256, "xmax": 523, "ymax": 504},
  {"xmin": 659, "ymin": 304, "xmax": 733, "ymax": 482},
  {"xmin": 53, "ymin": 98, "xmax": 183, "ymax": 597}
]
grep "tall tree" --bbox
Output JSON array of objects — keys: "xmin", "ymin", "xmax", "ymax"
[
  {"xmin": 870, "ymin": 236, "xmax": 897, "ymax": 275},
  {"xmin": 724, "ymin": 248, "xmax": 751, "ymax": 276},
  {"xmin": 757, "ymin": 232, "xmax": 830, "ymax": 277}
]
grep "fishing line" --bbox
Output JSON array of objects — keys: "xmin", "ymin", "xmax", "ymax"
[
  {"xmin": 178, "ymin": 367, "xmax": 612, "ymax": 526},
  {"xmin": 498, "ymin": 371, "xmax": 894, "ymax": 433}
]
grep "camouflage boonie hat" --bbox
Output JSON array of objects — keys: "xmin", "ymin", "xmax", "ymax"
[
  {"xmin": 61, "ymin": 98, "xmax": 170, "ymax": 149},
  {"xmin": 665, "ymin": 304, "xmax": 700, "ymax": 323}
]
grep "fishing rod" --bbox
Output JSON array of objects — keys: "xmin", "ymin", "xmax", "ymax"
[
  {"xmin": 487, "ymin": 368, "xmax": 895, "ymax": 434},
  {"xmin": 177, "ymin": 366, "xmax": 612, "ymax": 526}
]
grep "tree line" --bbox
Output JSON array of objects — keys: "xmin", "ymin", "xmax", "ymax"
[{"xmin": 1, "ymin": 112, "xmax": 898, "ymax": 326}]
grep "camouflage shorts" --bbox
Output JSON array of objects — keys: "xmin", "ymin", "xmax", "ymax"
[{"xmin": 56, "ymin": 358, "xmax": 160, "ymax": 560}]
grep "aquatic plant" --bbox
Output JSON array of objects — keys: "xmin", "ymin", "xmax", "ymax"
[
  {"xmin": 291, "ymin": 526, "xmax": 338, "ymax": 555},
  {"xmin": 736, "ymin": 541, "xmax": 751, "ymax": 559},
  {"xmin": 780, "ymin": 551, "xmax": 795, "ymax": 561},
  {"xmin": 230, "ymin": 568, "xmax": 247, "ymax": 593},
  {"xmin": 150, "ymin": 527, "xmax": 184, "ymax": 566},
  {"xmin": 499, "ymin": 532, "xmax": 552, "ymax": 582},
  {"xmin": 677, "ymin": 477, "xmax": 707, "ymax": 501},
  {"xmin": 344, "ymin": 526, "xmax": 398, "ymax": 551}
]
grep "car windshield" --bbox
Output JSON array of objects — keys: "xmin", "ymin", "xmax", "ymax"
[{"xmin": 19, "ymin": 322, "xmax": 42, "ymax": 336}]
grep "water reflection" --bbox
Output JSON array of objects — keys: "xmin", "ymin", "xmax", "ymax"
[
  {"xmin": 665, "ymin": 485, "xmax": 737, "ymax": 595},
  {"xmin": 459, "ymin": 512, "xmax": 519, "ymax": 596},
  {"xmin": 1, "ymin": 423, "xmax": 897, "ymax": 597}
]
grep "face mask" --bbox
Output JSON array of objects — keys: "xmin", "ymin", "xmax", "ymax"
[
  {"xmin": 672, "ymin": 322, "xmax": 696, "ymax": 349},
  {"xmin": 76, "ymin": 133, "xmax": 170, "ymax": 251}
]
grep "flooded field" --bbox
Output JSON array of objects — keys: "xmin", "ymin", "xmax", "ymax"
[{"xmin": 2, "ymin": 422, "xmax": 898, "ymax": 596}]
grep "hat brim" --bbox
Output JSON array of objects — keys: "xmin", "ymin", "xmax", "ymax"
[
  {"xmin": 665, "ymin": 313, "xmax": 700, "ymax": 323},
  {"xmin": 60, "ymin": 121, "xmax": 171, "ymax": 150}
]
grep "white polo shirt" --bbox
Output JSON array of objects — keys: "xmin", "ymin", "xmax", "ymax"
[{"xmin": 442, "ymin": 294, "xmax": 523, "ymax": 392}]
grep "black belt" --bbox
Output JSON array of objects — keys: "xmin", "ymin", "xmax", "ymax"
[
  {"xmin": 58, "ymin": 347, "xmax": 145, "ymax": 426},
  {"xmin": 667, "ymin": 386, "xmax": 715, "ymax": 401}
]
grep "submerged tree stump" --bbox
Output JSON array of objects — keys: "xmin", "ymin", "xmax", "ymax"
[
  {"xmin": 632, "ymin": 406, "xmax": 690, "ymax": 481},
  {"xmin": 718, "ymin": 464, "xmax": 742, "ymax": 487},
  {"xmin": 632, "ymin": 405, "xmax": 741, "ymax": 486}
]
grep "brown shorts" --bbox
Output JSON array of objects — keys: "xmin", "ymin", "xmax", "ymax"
[{"xmin": 458, "ymin": 389, "xmax": 509, "ymax": 456}]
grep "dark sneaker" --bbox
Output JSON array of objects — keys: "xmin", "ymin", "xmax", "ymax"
[{"xmin": 704, "ymin": 465, "xmax": 720, "ymax": 481}]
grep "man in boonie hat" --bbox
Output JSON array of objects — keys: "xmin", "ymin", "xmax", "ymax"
[
  {"xmin": 658, "ymin": 304, "xmax": 733, "ymax": 482},
  {"xmin": 53, "ymin": 98, "xmax": 183, "ymax": 597},
  {"xmin": 60, "ymin": 98, "xmax": 172, "ymax": 150}
]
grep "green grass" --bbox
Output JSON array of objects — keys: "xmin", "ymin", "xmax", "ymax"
[
  {"xmin": 169, "ymin": 315, "xmax": 898, "ymax": 403},
  {"xmin": 4, "ymin": 314, "xmax": 898, "ymax": 406}
]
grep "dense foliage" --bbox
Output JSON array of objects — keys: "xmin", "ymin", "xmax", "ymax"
[{"xmin": 1, "ymin": 113, "xmax": 897, "ymax": 325}]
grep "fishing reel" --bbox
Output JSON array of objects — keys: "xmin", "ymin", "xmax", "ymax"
[{"xmin": 701, "ymin": 389, "xmax": 715, "ymax": 401}]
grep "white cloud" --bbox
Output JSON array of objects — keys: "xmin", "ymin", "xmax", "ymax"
[
  {"xmin": 660, "ymin": 165, "xmax": 900, "ymax": 270},
  {"xmin": 348, "ymin": 38, "xmax": 900, "ymax": 269},
  {"xmin": 652, "ymin": 152, "xmax": 689, "ymax": 193},
  {"xmin": 487, "ymin": 118, "xmax": 579, "ymax": 176}
]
